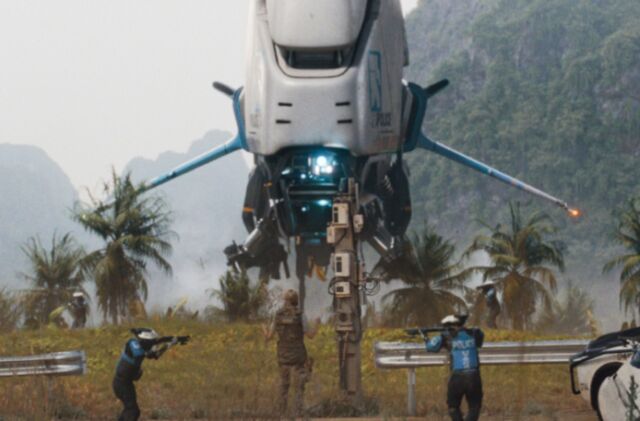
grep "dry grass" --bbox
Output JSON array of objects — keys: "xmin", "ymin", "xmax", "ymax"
[{"xmin": 0, "ymin": 321, "xmax": 594, "ymax": 419}]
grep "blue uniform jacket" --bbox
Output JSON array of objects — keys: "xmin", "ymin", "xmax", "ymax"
[
  {"xmin": 115, "ymin": 339, "xmax": 147, "ymax": 381},
  {"xmin": 426, "ymin": 328, "xmax": 484, "ymax": 372}
]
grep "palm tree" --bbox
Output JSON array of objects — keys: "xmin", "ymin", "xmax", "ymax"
[
  {"xmin": 465, "ymin": 202, "xmax": 565, "ymax": 330},
  {"xmin": 536, "ymin": 280, "xmax": 596, "ymax": 335},
  {"xmin": 20, "ymin": 233, "xmax": 86, "ymax": 325},
  {"xmin": 0, "ymin": 288, "xmax": 22, "ymax": 332},
  {"xmin": 208, "ymin": 269, "xmax": 267, "ymax": 322},
  {"xmin": 74, "ymin": 171, "xmax": 174, "ymax": 324},
  {"xmin": 603, "ymin": 197, "xmax": 640, "ymax": 317},
  {"xmin": 376, "ymin": 223, "xmax": 468, "ymax": 326}
]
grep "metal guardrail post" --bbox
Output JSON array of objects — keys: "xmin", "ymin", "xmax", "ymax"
[
  {"xmin": 375, "ymin": 340, "xmax": 590, "ymax": 417},
  {"xmin": 0, "ymin": 351, "xmax": 87, "ymax": 377},
  {"xmin": 374, "ymin": 340, "xmax": 590, "ymax": 368},
  {"xmin": 407, "ymin": 367, "xmax": 416, "ymax": 416},
  {"xmin": 0, "ymin": 351, "xmax": 86, "ymax": 416}
]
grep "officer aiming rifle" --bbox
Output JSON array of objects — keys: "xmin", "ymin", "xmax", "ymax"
[
  {"xmin": 112, "ymin": 328, "xmax": 190, "ymax": 421},
  {"xmin": 407, "ymin": 314, "xmax": 485, "ymax": 421}
]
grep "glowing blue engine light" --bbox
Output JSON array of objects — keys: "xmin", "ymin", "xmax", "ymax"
[
  {"xmin": 313, "ymin": 155, "xmax": 335, "ymax": 175},
  {"xmin": 316, "ymin": 199, "xmax": 332, "ymax": 207},
  {"xmin": 316, "ymin": 156, "xmax": 328, "ymax": 167}
]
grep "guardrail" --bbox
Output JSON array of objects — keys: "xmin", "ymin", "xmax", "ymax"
[
  {"xmin": 0, "ymin": 351, "xmax": 87, "ymax": 378},
  {"xmin": 374, "ymin": 340, "xmax": 589, "ymax": 415}
]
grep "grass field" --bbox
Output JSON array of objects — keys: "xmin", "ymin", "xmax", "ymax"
[{"xmin": 0, "ymin": 320, "xmax": 595, "ymax": 419}]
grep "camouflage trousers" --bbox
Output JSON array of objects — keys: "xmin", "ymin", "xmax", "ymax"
[{"xmin": 278, "ymin": 363, "xmax": 309, "ymax": 416}]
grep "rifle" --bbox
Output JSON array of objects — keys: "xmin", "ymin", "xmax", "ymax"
[
  {"xmin": 147, "ymin": 335, "xmax": 191, "ymax": 359},
  {"xmin": 405, "ymin": 327, "xmax": 450, "ymax": 339},
  {"xmin": 156, "ymin": 335, "xmax": 191, "ymax": 346}
]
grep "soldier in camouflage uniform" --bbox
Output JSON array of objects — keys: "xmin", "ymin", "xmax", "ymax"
[{"xmin": 263, "ymin": 289, "xmax": 319, "ymax": 416}]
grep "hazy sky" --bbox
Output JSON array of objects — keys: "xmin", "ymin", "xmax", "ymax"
[{"xmin": 0, "ymin": 0, "xmax": 418, "ymax": 189}]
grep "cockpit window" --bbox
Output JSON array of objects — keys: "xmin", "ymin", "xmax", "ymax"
[{"xmin": 284, "ymin": 49, "xmax": 350, "ymax": 70}]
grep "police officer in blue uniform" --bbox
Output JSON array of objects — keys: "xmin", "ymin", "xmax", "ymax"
[
  {"xmin": 425, "ymin": 314, "xmax": 484, "ymax": 421},
  {"xmin": 113, "ymin": 328, "xmax": 189, "ymax": 421}
]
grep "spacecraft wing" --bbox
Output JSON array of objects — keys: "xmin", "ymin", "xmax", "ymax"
[
  {"xmin": 140, "ymin": 85, "xmax": 247, "ymax": 193},
  {"xmin": 417, "ymin": 133, "xmax": 578, "ymax": 215},
  {"xmin": 141, "ymin": 135, "xmax": 244, "ymax": 192}
]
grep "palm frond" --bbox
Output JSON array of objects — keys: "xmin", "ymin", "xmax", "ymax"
[
  {"xmin": 466, "ymin": 202, "xmax": 564, "ymax": 329},
  {"xmin": 73, "ymin": 170, "xmax": 175, "ymax": 323},
  {"xmin": 20, "ymin": 233, "xmax": 86, "ymax": 324},
  {"xmin": 381, "ymin": 222, "xmax": 467, "ymax": 326}
]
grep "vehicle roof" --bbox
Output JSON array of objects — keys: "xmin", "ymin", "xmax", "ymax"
[{"xmin": 588, "ymin": 327, "xmax": 640, "ymax": 350}]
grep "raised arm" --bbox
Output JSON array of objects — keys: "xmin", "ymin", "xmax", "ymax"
[
  {"xmin": 425, "ymin": 334, "xmax": 444, "ymax": 353},
  {"xmin": 262, "ymin": 319, "xmax": 276, "ymax": 342},
  {"xmin": 305, "ymin": 317, "xmax": 322, "ymax": 339}
]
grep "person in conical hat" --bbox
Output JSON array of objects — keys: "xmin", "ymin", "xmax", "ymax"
[
  {"xmin": 68, "ymin": 292, "xmax": 88, "ymax": 329},
  {"xmin": 477, "ymin": 281, "xmax": 501, "ymax": 329}
]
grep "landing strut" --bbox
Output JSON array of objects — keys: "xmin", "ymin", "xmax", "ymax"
[{"xmin": 328, "ymin": 178, "xmax": 364, "ymax": 403}]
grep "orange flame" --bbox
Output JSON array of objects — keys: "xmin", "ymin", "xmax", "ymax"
[{"xmin": 568, "ymin": 208, "xmax": 581, "ymax": 218}]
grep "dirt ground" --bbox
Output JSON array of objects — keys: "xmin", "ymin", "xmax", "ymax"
[
  {"xmin": 152, "ymin": 413, "xmax": 597, "ymax": 420},
  {"xmin": 153, "ymin": 414, "xmax": 597, "ymax": 421},
  {"xmin": 0, "ymin": 324, "xmax": 597, "ymax": 419},
  {"xmin": 308, "ymin": 414, "xmax": 597, "ymax": 421}
]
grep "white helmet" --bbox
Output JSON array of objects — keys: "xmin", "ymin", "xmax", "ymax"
[
  {"xmin": 441, "ymin": 315, "xmax": 460, "ymax": 326},
  {"xmin": 72, "ymin": 292, "xmax": 84, "ymax": 299},
  {"xmin": 441, "ymin": 314, "xmax": 469, "ymax": 326},
  {"xmin": 476, "ymin": 281, "xmax": 496, "ymax": 290},
  {"xmin": 132, "ymin": 328, "xmax": 159, "ymax": 341}
]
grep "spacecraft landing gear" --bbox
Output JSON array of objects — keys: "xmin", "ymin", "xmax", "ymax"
[{"xmin": 327, "ymin": 178, "xmax": 365, "ymax": 404}]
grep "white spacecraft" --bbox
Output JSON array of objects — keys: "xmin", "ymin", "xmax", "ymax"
[{"xmin": 143, "ymin": 0, "xmax": 578, "ymax": 289}]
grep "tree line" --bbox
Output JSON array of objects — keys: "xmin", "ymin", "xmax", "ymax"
[
  {"xmin": 1, "ymin": 171, "xmax": 174, "ymax": 329},
  {"xmin": 405, "ymin": 0, "xmax": 640, "ymax": 288},
  {"xmin": 1, "ymin": 172, "xmax": 639, "ymax": 334}
]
